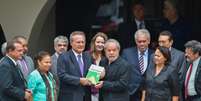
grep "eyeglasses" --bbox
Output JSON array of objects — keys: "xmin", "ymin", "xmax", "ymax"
[{"xmin": 57, "ymin": 44, "xmax": 67, "ymax": 47}]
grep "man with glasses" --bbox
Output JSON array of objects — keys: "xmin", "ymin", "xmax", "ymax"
[{"xmin": 51, "ymin": 35, "xmax": 68, "ymax": 75}]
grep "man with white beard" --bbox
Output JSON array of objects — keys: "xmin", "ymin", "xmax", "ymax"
[{"xmin": 95, "ymin": 39, "xmax": 130, "ymax": 101}]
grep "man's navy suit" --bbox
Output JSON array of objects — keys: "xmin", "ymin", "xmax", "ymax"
[
  {"xmin": 121, "ymin": 47, "xmax": 154, "ymax": 101},
  {"xmin": 0, "ymin": 56, "xmax": 26, "ymax": 101},
  {"xmin": 57, "ymin": 50, "xmax": 92, "ymax": 101}
]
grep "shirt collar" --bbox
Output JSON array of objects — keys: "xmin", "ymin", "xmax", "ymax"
[
  {"xmin": 135, "ymin": 19, "xmax": 144, "ymax": 26},
  {"xmin": 193, "ymin": 56, "xmax": 201, "ymax": 66},
  {"xmin": 137, "ymin": 48, "xmax": 148, "ymax": 56},
  {"xmin": 55, "ymin": 52, "xmax": 59, "ymax": 58},
  {"xmin": 6, "ymin": 55, "xmax": 17, "ymax": 66},
  {"xmin": 72, "ymin": 49, "xmax": 83, "ymax": 57}
]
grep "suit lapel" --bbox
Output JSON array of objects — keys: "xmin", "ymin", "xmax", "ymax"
[
  {"xmin": 69, "ymin": 50, "xmax": 83, "ymax": 76},
  {"xmin": 82, "ymin": 53, "xmax": 89, "ymax": 76},
  {"xmin": 5, "ymin": 56, "xmax": 26, "ymax": 85},
  {"xmin": 147, "ymin": 49, "xmax": 153, "ymax": 65},
  {"xmin": 133, "ymin": 47, "xmax": 141, "ymax": 73},
  {"xmin": 195, "ymin": 59, "xmax": 201, "ymax": 84},
  {"xmin": 133, "ymin": 47, "xmax": 139, "ymax": 64}
]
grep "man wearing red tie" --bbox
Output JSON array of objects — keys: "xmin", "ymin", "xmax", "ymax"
[{"xmin": 183, "ymin": 40, "xmax": 201, "ymax": 101}]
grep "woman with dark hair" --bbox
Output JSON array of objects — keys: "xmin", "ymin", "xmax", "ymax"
[
  {"xmin": 89, "ymin": 32, "xmax": 108, "ymax": 101},
  {"xmin": 27, "ymin": 51, "xmax": 59, "ymax": 101},
  {"xmin": 141, "ymin": 46, "xmax": 179, "ymax": 101}
]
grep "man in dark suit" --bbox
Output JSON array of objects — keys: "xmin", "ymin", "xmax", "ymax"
[
  {"xmin": 51, "ymin": 35, "xmax": 68, "ymax": 75},
  {"xmin": 0, "ymin": 40, "xmax": 32, "ymax": 101},
  {"xmin": 57, "ymin": 31, "xmax": 92, "ymax": 101},
  {"xmin": 182, "ymin": 40, "xmax": 201, "ymax": 101},
  {"xmin": 12, "ymin": 36, "xmax": 35, "ymax": 79},
  {"xmin": 118, "ymin": 1, "xmax": 156, "ymax": 49},
  {"xmin": 121, "ymin": 29, "xmax": 154, "ymax": 101},
  {"xmin": 95, "ymin": 39, "xmax": 130, "ymax": 101}
]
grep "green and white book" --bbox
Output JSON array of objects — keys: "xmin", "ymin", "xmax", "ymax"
[{"xmin": 86, "ymin": 64, "xmax": 104, "ymax": 85}]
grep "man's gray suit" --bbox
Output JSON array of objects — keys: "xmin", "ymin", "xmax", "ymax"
[
  {"xmin": 50, "ymin": 53, "xmax": 58, "ymax": 75},
  {"xmin": 57, "ymin": 50, "xmax": 92, "ymax": 101},
  {"xmin": 18, "ymin": 55, "xmax": 35, "ymax": 79},
  {"xmin": 170, "ymin": 48, "xmax": 185, "ymax": 76},
  {"xmin": 0, "ymin": 56, "xmax": 26, "ymax": 101}
]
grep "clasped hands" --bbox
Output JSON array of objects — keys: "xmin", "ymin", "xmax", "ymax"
[
  {"xmin": 80, "ymin": 77, "xmax": 104, "ymax": 89},
  {"xmin": 80, "ymin": 68, "xmax": 105, "ymax": 88}
]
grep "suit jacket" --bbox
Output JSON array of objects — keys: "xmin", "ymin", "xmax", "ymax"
[
  {"xmin": 22, "ymin": 55, "xmax": 35, "ymax": 79},
  {"xmin": 121, "ymin": 47, "xmax": 154, "ymax": 95},
  {"xmin": 170, "ymin": 48, "xmax": 185, "ymax": 83},
  {"xmin": 0, "ymin": 56, "xmax": 26, "ymax": 101},
  {"xmin": 57, "ymin": 50, "xmax": 92, "ymax": 101},
  {"xmin": 182, "ymin": 58, "xmax": 201, "ymax": 100},
  {"xmin": 99, "ymin": 57, "xmax": 130, "ymax": 101},
  {"xmin": 145, "ymin": 63, "xmax": 179, "ymax": 101},
  {"xmin": 118, "ymin": 20, "xmax": 156, "ymax": 49},
  {"xmin": 50, "ymin": 53, "xmax": 58, "ymax": 75}
]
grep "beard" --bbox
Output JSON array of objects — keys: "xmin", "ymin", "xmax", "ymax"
[{"xmin": 107, "ymin": 55, "xmax": 118, "ymax": 63}]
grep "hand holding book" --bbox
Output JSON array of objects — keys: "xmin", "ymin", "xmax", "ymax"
[{"xmin": 86, "ymin": 64, "xmax": 105, "ymax": 85}]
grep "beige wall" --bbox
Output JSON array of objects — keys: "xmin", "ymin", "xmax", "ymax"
[{"xmin": 0, "ymin": 0, "xmax": 47, "ymax": 40}]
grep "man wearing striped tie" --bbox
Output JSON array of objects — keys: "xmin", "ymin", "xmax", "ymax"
[{"xmin": 122, "ymin": 29, "xmax": 154, "ymax": 101}]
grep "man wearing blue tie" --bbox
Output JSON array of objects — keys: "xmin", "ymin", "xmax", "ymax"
[{"xmin": 57, "ymin": 31, "xmax": 92, "ymax": 101}]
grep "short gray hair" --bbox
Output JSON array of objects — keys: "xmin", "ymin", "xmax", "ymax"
[
  {"xmin": 54, "ymin": 35, "xmax": 68, "ymax": 46},
  {"xmin": 134, "ymin": 29, "xmax": 151, "ymax": 41},
  {"xmin": 69, "ymin": 31, "xmax": 85, "ymax": 43},
  {"xmin": 185, "ymin": 40, "xmax": 201, "ymax": 55},
  {"xmin": 104, "ymin": 39, "xmax": 121, "ymax": 51}
]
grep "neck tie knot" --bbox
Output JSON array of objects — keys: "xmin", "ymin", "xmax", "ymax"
[{"xmin": 140, "ymin": 51, "xmax": 144, "ymax": 55}]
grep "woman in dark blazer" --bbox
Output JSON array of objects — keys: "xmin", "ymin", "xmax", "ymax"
[
  {"xmin": 142, "ymin": 46, "xmax": 179, "ymax": 101},
  {"xmin": 89, "ymin": 32, "xmax": 108, "ymax": 101}
]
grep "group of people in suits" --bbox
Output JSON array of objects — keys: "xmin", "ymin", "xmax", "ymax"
[
  {"xmin": 53, "ymin": 28, "xmax": 201, "ymax": 101},
  {"xmin": 121, "ymin": 28, "xmax": 201, "ymax": 101},
  {"xmin": 0, "ymin": 27, "xmax": 201, "ymax": 101}
]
